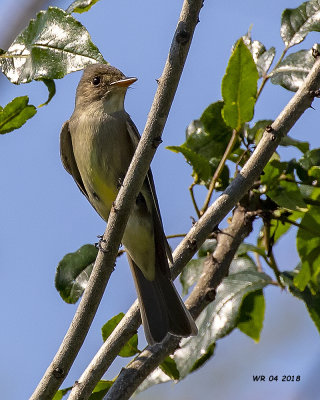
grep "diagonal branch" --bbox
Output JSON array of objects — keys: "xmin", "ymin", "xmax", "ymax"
[
  {"xmin": 68, "ymin": 54, "xmax": 320, "ymax": 400},
  {"xmin": 30, "ymin": 1, "xmax": 204, "ymax": 399}
]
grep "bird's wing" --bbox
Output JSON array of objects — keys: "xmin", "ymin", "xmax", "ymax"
[
  {"xmin": 126, "ymin": 117, "xmax": 173, "ymax": 264},
  {"xmin": 60, "ymin": 120, "xmax": 89, "ymax": 199}
]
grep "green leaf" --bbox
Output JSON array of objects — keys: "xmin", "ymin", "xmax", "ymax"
[
  {"xmin": 190, "ymin": 342, "xmax": 215, "ymax": 373},
  {"xmin": 298, "ymin": 148, "xmax": 320, "ymax": 170},
  {"xmin": 89, "ymin": 380, "xmax": 113, "ymax": 400},
  {"xmin": 270, "ymin": 49, "xmax": 315, "ymax": 92},
  {"xmin": 242, "ymin": 33, "xmax": 275, "ymax": 77},
  {"xmin": 262, "ymin": 160, "xmax": 307, "ymax": 211},
  {"xmin": 174, "ymin": 270, "xmax": 272, "ymax": 378},
  {"xmin": 281, "ymin": 0, "xmax": 320, "ymax": 48},
  {"xmin": 237, "ymin": 242, "xmax": 267, "ymax": 260},
  {"xmin": 237, "ymin": 289, "xmax": 265, "ymax": 341},
  {"xmin": 101, "ymin": 313, "xmax": 139, "ymax": 357},
  {"xmin": 55, "ymin": 244, "xmax": 98, "ymax": 303},
  {"xmin": 0, "ymin": 96, "xmax": 36, "ymax": 134},
  {"xmin": 197, "ymin": 238, "xmax": 217, "ymax": 257},
  {"xmin": 66, "ymin": 0, "xmax": 101, "ymax": 14},
  {"xmin": 167, "ymin": 145, "xmax": 212, "ymax": 185},
  {"xmin": 295, "ymin": 205, "xmax": 320, "ymax": 290},
  {"xmin": 38, "ymin": 79, "xmax": 56, "ymax": 107},
  {"xmin": 159, "ymin": 356, "xmax": 180, "ymax": 380},
  {"xmin": 52, "ymin": 387, "xmax": 72, "ymax": 400},
  {"xmin": 186, "ymin": 102, "xmax": 234, "ymax": 160},
  {"xmin": 246, "ymin": 119, "xmax": 273, "ymax": 142},
  {"xmin": 281, "ymin": 270, "xmax": 320, "ymax": 333},
  {"xmin": 180, "ymin": 257, "xmax": 206, "ymax": 296},
  {"xmin": 0, "ymin": 7, "xmax": 106, "ymax": 84},
  {"xmin": 222, "ymin": 38, "xmax": 258, "ymax": 130},
  {"xmin": 280, "ymin": 135, "xmax": 310, "ymax": 153}
]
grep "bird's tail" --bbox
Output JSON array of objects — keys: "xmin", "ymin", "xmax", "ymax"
[{"xmin": 128, "ymin": 256, "xmax": 198, "ymax": 345}]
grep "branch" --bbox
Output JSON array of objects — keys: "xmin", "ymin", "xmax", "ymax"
[
  {"xmin": 68, "ymin": 54, "xmax": 320, "ymax": 400},
  {"xmin": 105, "ymin": 206, "xmax": 255, "ymax": 400},
  {"xmin": 30, "ymin": 1, "xmax": 204, "ymax": 399}
]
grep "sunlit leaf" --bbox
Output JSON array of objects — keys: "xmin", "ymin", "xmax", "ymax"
[
  {"xmin": 222, "ymin": 38, "xmax": 258, "ymax": 130},
  {"xmin": 270, "ymin": 49, "xmax": 315, "ymax": 92},
  {"xmin": 55, "ymin": 244, "xmax": 98, "ymax": 303},
  {"xmin": 0, "ymin": 96, "xmax": 36, "ymax": 134},
  {"xmin": 0, "ymin": 7, "xmax": 105, "ymax": 84},
  {"xmin": 281, "ymin": 0, "xmax": 320, "ymax": 48},
  {"xmin": 174, "ymin": 270, "xmax": 272, "ymax": 378},
  {"xmin": 159, "ymin": 356, "xmax": 180, "ymax": 380},
  {"xmin": 66, "ymin": 0, "xmax": 101, "ymax": 14},
  {"xmin": 242, "ymin": 33, "xmax": 275, "ymax": 77}
]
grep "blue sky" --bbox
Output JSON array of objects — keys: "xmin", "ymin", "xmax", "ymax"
[{"xmin": 0, "ymin": 1, "xmax": 319, "ymax": 399}]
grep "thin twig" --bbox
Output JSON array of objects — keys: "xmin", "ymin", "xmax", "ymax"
[
  {"xmin": 166, "ymin": 233, "xmax": 186, "ymax": 239},
  {"xmin": 200, "ymin": 128, "xmax": 238, "ymax": 215},
  {"xmin": 67, "ymin": 53, "xmax": 320, "ymax": 400},
  {"xmin": 189, "ymin": 181, "xmax": 201, "ymax": 218}
]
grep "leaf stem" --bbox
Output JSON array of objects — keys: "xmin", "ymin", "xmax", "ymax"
[
  {"xmin": 257, "ymin": 48, "xmax": 288, "ymax": 99},
  {"xmin": 189, "ymin": 181, "xmax": 201, "ymax": 218},
  {"xmin": 166, "ymin": 233, "xmax": 186, "ymax": 239},
  {"xmin": 200, "ymin": 129, "xmax": 238, "ymax": 215}
]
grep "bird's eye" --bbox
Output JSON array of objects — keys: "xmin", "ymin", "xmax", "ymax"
[{"xmin": 92, "ymin": 76, "xmax": 101, "ymax": 86}]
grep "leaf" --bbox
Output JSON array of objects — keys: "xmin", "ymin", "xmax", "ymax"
[
  {"xmin": 55, "ymin": 244, "xmax": 98, "ymax": 303},
  {"xmin": 180, "ymin": 257, "xmax": 207, "ymax": 296},
  {"xmin": 0, "ymin": 96, "xmax": 36, "ymax": 134},
  {"xmin": 174, "ymin": 270, "xmax": 272, "ymax": 378},
  {"xmin": 185, "ymin": 102, "xmax": 234, "ymax": 160},
  {"xmin": 222, "ymin": 38, "xmax": 258, "ymax": 130},
  {"xmin": 167, "ymin": 145, "xmax": 212, "ymax": 185},
  {"xmin": 281, "ymin": 270, "xmax": 320, "ymax": 333},
  {"xmin": 237, "ymin": 242, "xmax": 267, "ymax": 260},
  {"xmin": 38, "ymin": 79, "xmax": 56, "ymax": 107},
  {"xmin": 280, "ymin": 135, "xmax": 310, "ymax": 153},
  {"xmin": 246, "ymin": 119, "xmax": 273, "ymax": 142},
  {"xmin": 89, "ymin": 380, "xmax": 113, "ymax": 400},
  {"xmin": 270, "ymin": 49, "xmax": 315, "ymax": 92},
  {"xmin": 242, "ymin": 33, "xmax": 275, "ymax": 77},
  {"xmin": 189, "ymin": 342, "xmax": 215, "ymax": 373},
  {"xmin": 66, "ymin": 0, "xmax": 101, "ymax": 14},
  {"xmin": 298, "ymin": 148, "xmax": 320, "ymax": 170},
  {"xmin": 262, "ymin": 160, "xmax": 307, "ymax": 211},
  {"xmin": 0, "ymin": 7, "xmax": 106, "ymax": 84},
  {"xmin": 159, "ymin": 356, "xmax": 180, "ymax": 380},
  {"xmin": 295, "ymin": 205, "xmax": 320, "ymax": 290},
  {"xmin": 101, "ymin": 313, "xmax": 139, "ymax": 357},
  {"xmin": 237, "ymin": 289, "xmax": 265, "ymax": 341},
  {"xmin": 281, "ymin": 0, "xmax": 320, "ymax": 48},
  {"xmin": 197, "ymin": 238, "xmax": 217, "ymax": 257},
  {"xmin": 52, "ymin": 387, "xmax": 72, "ymax": 400}
]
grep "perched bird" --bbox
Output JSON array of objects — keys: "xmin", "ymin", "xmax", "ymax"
[{"xmin": 60, "ymin": 63, "xmax": 197, "ymax": 344}]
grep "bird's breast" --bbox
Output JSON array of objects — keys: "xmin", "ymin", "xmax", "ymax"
[{"xmin": 70, "ymin": 111, "xmax": 134, "ymax": 221}]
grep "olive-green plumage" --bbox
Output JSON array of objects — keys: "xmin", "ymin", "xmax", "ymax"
[{"xmin": 60, "ymin": 64, "xmax": 197, "ymax": 344}]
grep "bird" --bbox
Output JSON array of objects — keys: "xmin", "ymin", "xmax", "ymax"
[{"xmin": 60, "ymin": 63, "xmax": 197, "ymax": 345}]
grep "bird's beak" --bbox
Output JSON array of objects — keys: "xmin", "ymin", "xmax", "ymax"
[{"xmin": 110, "ymin": 77, "xmax": 137, "ymax": 88}]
